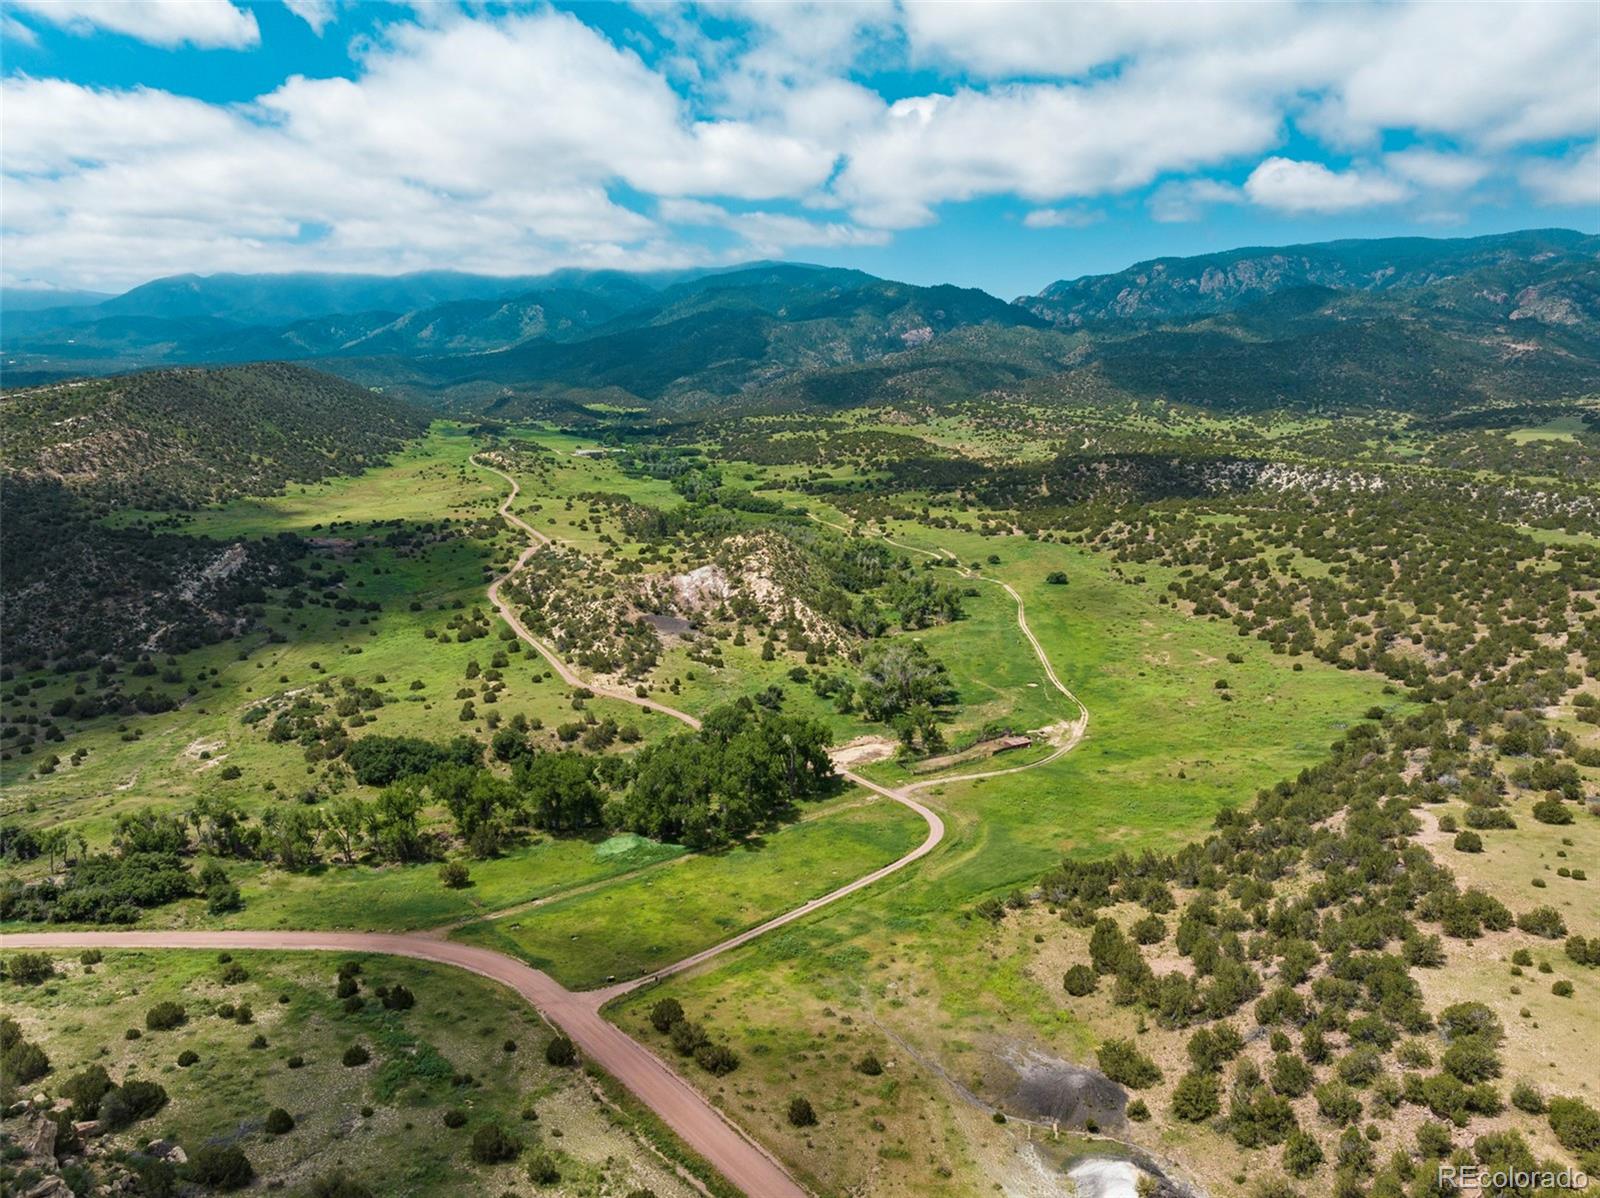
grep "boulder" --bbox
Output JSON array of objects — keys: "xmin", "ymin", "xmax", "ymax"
[
  {"xmin": 21, "ymin": 1176, "xmax": 73, "ymax": 1198},
  {"xmin": 17, "ymin": 1113, "xmax": 57, "ymax": 1163},
  {"xmin": 144, "ymin": 1139, "xmax": 186, "ymax": 1165}
]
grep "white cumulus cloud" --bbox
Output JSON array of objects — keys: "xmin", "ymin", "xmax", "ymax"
[
  {"xmin": 1521, "ymin": 144, "xmax": 1600, "ymax": 207},
  {"xmin": 1022, "ymin": 208, "xmax": 1101, "ymax": 229},
  {"xmin": 1383, "ymin": 149, "xmax": 1490, "ymax": 192},
  {"xmin": 9, "ymin": 0, "xmax": 258, "ymax": 49},
  {"xmin": 283, "ymin": 0, "xmax": 336, "ymax": 35},
  {"xmin": 3, "ymin": 2, "xmax": 1596, "ymax": 289},
  {"xmin": 1244, "ymin": 157, "xmax": 1411, "ymax": 213}
]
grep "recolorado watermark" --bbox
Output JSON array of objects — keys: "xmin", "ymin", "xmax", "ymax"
[{"xmin": 1439, "ymin": 1164, "xmax": 1590, "ymax": 1192}]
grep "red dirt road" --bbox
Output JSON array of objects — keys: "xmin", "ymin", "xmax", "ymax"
[{"xmin": 0, "ymin": 928, "xmax": 808, "ymax": 1198}]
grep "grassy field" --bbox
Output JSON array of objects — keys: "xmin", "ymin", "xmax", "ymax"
[
  {"xmin": 2, "ymin": 950, "xmax": 699, "ymax": 1198},
  {"xmin": 454, "ymin": 793, "xmax": 927, "ymax": 989},
  {"xmin": 145, "ymin": 833, "xmax": 682, "ymax": 932}
]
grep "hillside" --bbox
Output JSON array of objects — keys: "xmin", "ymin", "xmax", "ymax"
[
  {"xmin": 1, "ymin": 363, "xmax": 426, "ymax": 666},
  {"xmin": 2, "ymin": 361, "xmax": 425, "ymax": 510}
]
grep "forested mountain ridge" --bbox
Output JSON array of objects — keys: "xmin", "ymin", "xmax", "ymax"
[
  {"xmin": 1021, "ymin": 228, "xmax": 1600, "ymax": 328},
  {"xmin": 2, "ymin": 361, "xmax": 425, "ymax": 511},
  {"xmin": 4, "ymin": 232, "xmax": 1596, "ymax": 417},
  {"xmin": 391, "ymin": 264, "xmax": 1046, "ymax": 403}
]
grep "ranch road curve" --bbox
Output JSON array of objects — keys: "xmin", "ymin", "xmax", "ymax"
[
  {"xmin": 0, "ymin": 928, "xmax": 809, "ymax": 1198},
  {"xmin": 1, "ymin": 453, "xmax": 1089, "ymax": 1198}
]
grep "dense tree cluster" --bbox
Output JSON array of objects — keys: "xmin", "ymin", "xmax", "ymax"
[{"xmin": 616, "ymin": 700, "xmax": 835, "ymax": 848}]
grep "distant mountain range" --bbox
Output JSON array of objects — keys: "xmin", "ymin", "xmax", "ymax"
[
  {"xmin": 4, "ymin": 230, "xmax": 1597, "ymax": 415},
  {"xmin": 1020, "ymin": 228, "xmax": 1600, "ymax": 327}
]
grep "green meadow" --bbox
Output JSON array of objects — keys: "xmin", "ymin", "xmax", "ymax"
[{"xmin": 453, "ymin": 793, "xmax": 926, "ymax": 989}]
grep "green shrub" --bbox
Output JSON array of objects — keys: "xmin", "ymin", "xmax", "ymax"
[
  {"xmin": 1510, "ymin": 1082, "xmax": 1546, "ymax": 1114},
  {"xmin": 669, "ymin": 1020, "xmax": 707, "ymax": 1056},
  {"xmin": 1518, "ymin": 906, "xmax": 1567, "ymax": 939},
  {"xmin": 1565, "ymin": 935, "xmax": 1600, "ymax": 967},
  {"xmin": 1438, "ymin": 1002, "xmax": 1501, "ymax": 1040},
  {"xmin": 1441, "ymin": 1035, "xmax": 1501, "ymax": 1084},
  {"xmin": 265, "ymin": 1107, "xmax": 294, "ymax": 1134},
  {"xmin": 648, "ymin": 998, "xmax": 683, "ymax": 1032},
  {"xmin": 695, "ymin": 1043, "xmax": 739, "ymax": 1076},
  {"xmin": 1548, "ymin": 1097, "xmax": 1600, "ymax": 1155},
  {"xmin": 4, "ymin": 952, "xmax": 57, "ymax": 985},
  {"xmin": 342, "ymin": 1044, "xmax": 370, "ymax": 1067},
  {"xmin": 787, "ymin": 1096, "xmax": 817, "ymax": 1127},
  {"xmin": 1283, "ymin": 1129, "xmax": 1324, "ymax": 1178},
  {"xmin": 176, "ymin": 1050, "xmax": 198, "ymax": 1068},
  {"xmin": 1415, "ymin": 1122, "xmax": 1453, "ymax": 1159},
  {"xmin": 2, "ymin": 1039, "xmax": 50, "ymax": 1084},
  {"xmin": 145, "ymin": 1002, "xmax": 186, "ymax": 1031},
  {"xmin": 99, "ymin": 1080, "xmax": 168, "ymax": 1130},
  {"xmin": 59, "ymin": 1065, "xmax": 113, "ymax": 1119},
  {"xmin": 1531, "ymin": 797, "xmax": 1573, "ymax": 825},
  {"xmin": 470, "ymin": 1123, "xmax": 521, "ymax": 1164},
  {"xmin": 856, "ymin": 1052, "xmax": 883, "ymax": 1076},
  {"xmin": 1063, "ymin": 964, "xmax": 1097, "ymax": 996},
  {"xmin": 1314, "ymin": 1081, "xmax": 1362, "ymax": 1126},
  {"xmin": 1096, "ymin": 1038, "xmax": 1162, "ymax": 1089},
  {"xmin": 185, "ymin": 1145, "xmax": 253, "ymax": 1191},
  {"xmin": 1270, "ymin": 1053, "xmax": 1313, "ymax": 1098},
  {"xmin": 1396, "ymin": 1039, "xmax": 1433, "ymax": 1069},
  {"xmin": 1452, "ymin": 830, "xmax": 1482, "ymax": 853},
  {"xmin": 1131, "ymin": 915, "xmax": 1166, "ymax": 944},
  {"xmin": 544, "ymin": 1036, "xmax": 576, "ymax": 1067},
  {"xmin": 1187, "ymin": 1025, "xmax": 1244, "ymax": 1073},
  {"xmin": 1171, "ymin": 1071, "xmax": 1221, "ymax": 1122},
  {"xmin": 526, "ymin": 1150, "xmax": 560, "ymax": 1185},
  {"xmin": 442, "ymin": 1109, "xmax": 467, "ymax": 1129},
  {"xmin": 381, "ymin": 984, "xmax": 415, "ymax": 1011}
]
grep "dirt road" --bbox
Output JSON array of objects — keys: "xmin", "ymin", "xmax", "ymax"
[{"xmin": 0, "ymin": 928, "xmax": 807, "ymax": 1198}]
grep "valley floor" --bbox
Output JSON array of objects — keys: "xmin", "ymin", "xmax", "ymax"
[{"xmin": 6, "ymin": 405, "xmax": 1597, "ymax": 1198}]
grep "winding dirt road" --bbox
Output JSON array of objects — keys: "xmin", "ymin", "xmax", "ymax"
[{"xmin": 3, "ymin": 456, "xmax": 1089, "ymax": 1198}]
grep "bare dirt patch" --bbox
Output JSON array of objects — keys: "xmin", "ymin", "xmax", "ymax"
[{"xmin": 830, "ymin": 735, "xmax": 898, "ymax": 768}]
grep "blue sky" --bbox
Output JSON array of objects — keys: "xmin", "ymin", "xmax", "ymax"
[{"xmin": 3, "ymin": 1, "xmax": 1597, "ymax": 298}]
